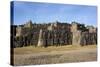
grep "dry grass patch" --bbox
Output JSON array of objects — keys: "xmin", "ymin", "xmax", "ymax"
[
  {"xmin": 13, "ymin": 45, "xmax": 97, "ymax": 66},
  {"xmin": 14, "ymin": 45, "xmax": 97, "ymax": 55}
]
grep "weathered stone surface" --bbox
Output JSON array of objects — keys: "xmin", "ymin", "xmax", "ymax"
[
  {"xmin": 72, "ymin": 31, "xmax": 81, "ymax": 45},
  {"xmin": 11, "ymin": 21, "xmax": 97, "ymax": 48},
  {"xmin": 16, "ymin": 26, "xmax": 23, "ymax": 37},
  {"xmin": 37, "ymin": 29, "xmax": 45, "ymax": 47},
  {"xmin": 80, "ymin": 32, "xmax": 97, "ymax": 46}
]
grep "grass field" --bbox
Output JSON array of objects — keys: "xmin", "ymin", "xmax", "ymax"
[{"xmin": 13, "ymin": 45, "xmax": 97, "ymax": 66}]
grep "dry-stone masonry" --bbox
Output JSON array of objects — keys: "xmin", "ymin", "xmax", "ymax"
[{"xmin": 11, "ymin": 20, "xmax": 97, "ymax": 48}]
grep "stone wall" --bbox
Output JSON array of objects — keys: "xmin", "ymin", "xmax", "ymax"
[
  {"xmin": 11, "ymin": 21, "xmax": 97, "ymax": 48},
  {"xmin": 80, "ymin": 32, "xmax": 97, "ymax": 46}
]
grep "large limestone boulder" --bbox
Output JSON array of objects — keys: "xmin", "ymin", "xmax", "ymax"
[
  {"xmin": 37, "ymin": 29, "xmax": 45, "ymax": 47},
  {"xmin": 72, "ymin": 30, "xmax": 81, "ymax": 46},
  {"xmin": 47, "ymin": 23, "xmax": 54, "ymax": 31},
  {"xmin": 16, "ymin": 26, "xmax": 23, "ymax": 37}
]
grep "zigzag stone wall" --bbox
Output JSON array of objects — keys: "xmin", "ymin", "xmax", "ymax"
[
  {"xmin": 80, "ymin": 32, "xmax": 97, "ymax": 46},
  {"xmin": 11, "ymin": 21, "xmax": 97, "ymax": 48}
]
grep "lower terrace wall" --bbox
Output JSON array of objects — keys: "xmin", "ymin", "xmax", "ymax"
[
  {"xmin": 80, "ymin": 32, "xmax": 97, "ymax": 46},
  {"xmin": 12, "ymin": 30, "xmax": 97, "ymax": 48},
  {"xmin": 13, "ymin": 30, "xmax": 72, "ymax": 47}
]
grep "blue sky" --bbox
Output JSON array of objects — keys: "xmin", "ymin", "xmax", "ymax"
[{"xmin": 11, "ymin": 1, "xmax": 97, "ymax": 26}]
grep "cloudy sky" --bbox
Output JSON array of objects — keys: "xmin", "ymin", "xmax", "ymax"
[{"xmin": 11, "ymin": 1, "xmax": 97, "ymax": 26}]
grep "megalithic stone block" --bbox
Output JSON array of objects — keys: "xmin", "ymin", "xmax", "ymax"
[
  {"xmin": 72, "ymin": 31, "xmax": 81, "ymax": 46},
  {"xmin": 37, "ymin": 29, "xmax": 45, "ymax": 47}
]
